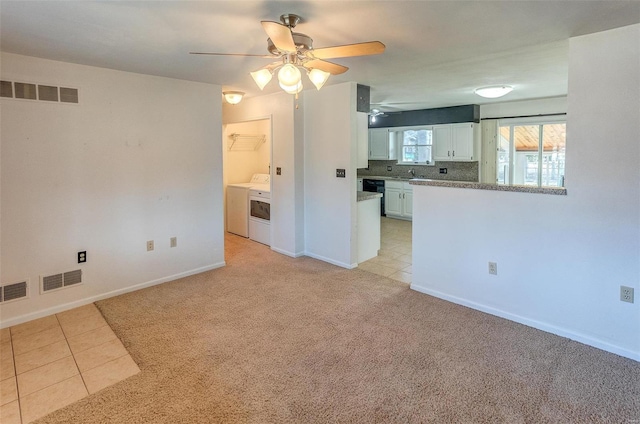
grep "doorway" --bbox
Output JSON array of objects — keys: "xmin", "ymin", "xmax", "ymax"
[{"xmin": 222, "ymin": 118, "xmax": 272, "ymax": 251}]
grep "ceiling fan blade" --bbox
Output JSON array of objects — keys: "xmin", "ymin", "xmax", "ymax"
[
  {"xmin": 304, "ymin": 59, "xmax": 349, "ymax": 75},
  {"xmin": 190, "ymin": 52, "xmax": 274, "ymax": 58},
  {"xmin": 261, "ymin": 21, "xmax": 296, "ymax": 53},
  {"xmin": 306, "ymin": 41, "xmax": 385, "ymax": 59}
]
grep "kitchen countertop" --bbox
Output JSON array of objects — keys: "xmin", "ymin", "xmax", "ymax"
[
  {"xmin": 409, "ymin": 179, "xmax": 567, "ymax": 195},
  {"xmin": 357, "ymin": 191, "xmax": 383, "ymax": 202},
  {"xmin": 358, "ymin": 175, "xmax": 415, "ymax": 181}
]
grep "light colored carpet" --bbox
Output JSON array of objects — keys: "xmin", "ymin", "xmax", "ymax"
[{"xmin": 37, "ymin": 234, "xmax": 640, "ymax": 423}]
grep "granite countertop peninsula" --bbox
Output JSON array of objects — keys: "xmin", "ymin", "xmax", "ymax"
[
  {"xmin": 409, "ymin": 179, "xmax": 567, "ymax": 195},
  {"xmin": 357, "ymin": 191, "xmax": 383, "ymax": 202}
]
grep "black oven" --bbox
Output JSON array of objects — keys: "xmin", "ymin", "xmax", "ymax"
[{"xmin": 363, "ymin": 178, "xmax": 385, "ymax": 216}]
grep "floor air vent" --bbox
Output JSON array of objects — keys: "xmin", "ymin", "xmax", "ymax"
[
  {"xmin": 41, "ymin": 269, "xmax": 83, "ymax": 294},
  {"xmin": 0, "ymin": 281, "xmax": 29, "ymax": 303}
]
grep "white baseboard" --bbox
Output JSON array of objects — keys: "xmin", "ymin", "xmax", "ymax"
[
  {"xmin": 0, "ymin": 262, "xmax": 226, "ymax": 329},
  {"xmin": 271, "ymin": 246, "xmax": 305, "ymax": 258},
  {"xmin": 410, "ymin": 283, "xmax": 640, "ymax": 363},
  {"xmin": 303, "ymin": 251, "xmax": 353, "ymax": 269}
]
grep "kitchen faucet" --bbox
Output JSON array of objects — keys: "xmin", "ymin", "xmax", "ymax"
[{"xmin": 408, "ymin": 168, "xmax": 415, "ymax": 177}]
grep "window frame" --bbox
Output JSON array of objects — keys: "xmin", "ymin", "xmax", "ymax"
[
  {"xmin": 391, "ymin": 125, "xmax": 434, "ymax": 165},
  {"xmin": 497, "ymin": 115, "xmax": 566, "ymax": 188}
]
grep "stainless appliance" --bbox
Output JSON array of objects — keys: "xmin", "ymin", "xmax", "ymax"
[{"xmin": 363, "ymin": 178, "xmax": 385, "ymax": 216}]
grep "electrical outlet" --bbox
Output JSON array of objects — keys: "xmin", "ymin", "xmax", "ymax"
[
  {"xmin": 488, "ymin": 262, "xmax": 497, "ymax": 275},
  {"xmin": 620, "ymin": 286, "xmax": 634, "ymax": 303},
  {"xmin": 147, "ymin": 240, "xmax": 154, "ymax": 251},
  {"xmin": 276, "ymin": 167, "xmax": 282, "ymax": 176},
  {"xmin": 77, "ymin": 251, "xmax": 87, "ymax": 263},
  {"xmin": 170, "ymin": 237, "xmax": 177, "ymax": 248},
  {"xmin": 336, "ymin": 168, "xmax": 346, "ymax": 178}
]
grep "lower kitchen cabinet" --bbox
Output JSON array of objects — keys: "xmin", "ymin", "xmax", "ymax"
[{"xmin": 385, "ymin": 181, "xmax": 412, "ymax": 220}]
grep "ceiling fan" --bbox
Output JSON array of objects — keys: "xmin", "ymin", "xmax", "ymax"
[{"xmin": 190, "ymin": 14, "xmax": 385, "ymax": 94}]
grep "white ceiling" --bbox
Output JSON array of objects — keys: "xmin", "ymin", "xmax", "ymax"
[{"xmin": 2, "ymin": 1, "xmax": 639, "ymax": 111}]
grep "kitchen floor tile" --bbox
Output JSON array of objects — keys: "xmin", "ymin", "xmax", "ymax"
[
  {"xmin": 20, "ymin": 375, "xmax": 87, "ymax": 424},
  {"xmin": 12, "ymin": 326, "xmax": 65, "ymax": 357},
  {"xmin": 17, "ymin": 355, "xmax": 79, "ymax": 397},
  {"xmin": 358, "ymin": 261, "xmax": 397, "ymax": 278},
  {"xmin": 73, "ymin": 338, "xmax": 128, "ymax": 373},
  {"xmin": 67, "ymin": 325, "xmax": 117, "ymax": 355},
  {"xmin": 1, "ymin": 329, "xmax": 11, "ymax": 344},
  {"xmin": 57, "ymin": 306, "xmax": 107, "ymax": 338},
  {"xmin": 397, "ymin": 254, "xmax": 412, "ymax": 264},
  {"xmin": 377, "ymin": 249, "xmax": 403, "ymax": 259},
  {"xmin": 14, "ymin": 340, "xmax": 71, "ymax": 375},
  {"xmin": 0, "ymin": 400, "xmax": 21, "ymax": 424},
  {"xmin": 360, "ymin": 217, "xmax": 412, "ymax": 284},
  {"xmin": 3, "ymin": 303, "xmax": 140, "ymax": 423},
  {"xmin": 389, "ymin": 270, "xmax": 412, "ymax": 284},
  {"xmin": 10, "ymin": 315, "xmax": 59, "ymax": 340},
  {"xmin": 1, "ymin": 376, "xmax": 18, "ymax": 405},
  {"xmin": 1, "ymin": 342, "xmax": 15, "ymax": 381},
  {"xmin": 83, "ymin": 354, "xmax": 140, "ymax": 394}
]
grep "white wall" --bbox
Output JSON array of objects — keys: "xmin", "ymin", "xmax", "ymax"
[
  {"xmin": 303, "ymin": 83, "xmax": 358, "ymax": 268},
  {"xmin": 0, "ymin": 53, "xmax": 224, "ymax": 326},
  {"xmin": 480, "ymin": 96, "xmax": 567, "ymax": 119},
  {"xmin": 411, "ymin": 24, "xmax": 640, "ymax": 361},
  {"xmin": 223, "ymin": 92, "xmax": 304, "ymax": 257}
]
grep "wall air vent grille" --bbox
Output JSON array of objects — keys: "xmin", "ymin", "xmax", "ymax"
[
  {"xmin": 1, "ymin": 80, "xmax": 13, "ymax": 98},
  {"xmin": 38, "ymin": 85, "xmax": 59, "ymax": 102},
  {"xmin": 1, "ymin": 80, "xmax": 79, "ymax": 104},
  {"xmin": 41, "ymin": 269, "xmax": 83, "ymax": 293},
  {"xmin": 43, "ymin": 273, "xmax": 63, "ymax": 292},
  {"xmin": 0, "ymin": 281, "xmax": 29, "ymax": 303},
  {"xmin": 60, "ymin": 87, "xmax": 79, "ymax": 103},
  {"xmin": 63, "ymin": 269, "xmax": 82, "ymax": 286},
  {"xmin": 15, "ymin": 82, "xmax": 37, "ymax": 100}
]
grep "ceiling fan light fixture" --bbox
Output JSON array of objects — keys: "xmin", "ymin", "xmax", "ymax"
[
  {"xmin": 279, "ymin": 80, "xmax": 303, "ymax": 95},
  {"xmin": 250, "ymin": 69, "xmax": 273, "ymax": 90},
  {"xmin": 308, "ymin": 68, "xmax": 330, "ymax": 90},
  {"xmin": 474, "ymin": 85, "xmax": 513, "ymax": 99},
  {"xmin": 223, "ymin": 91, "xmax": 244, "ymax": 105},
  {"xmin": 278, "ymin": 64, "xmax": 302, "ymax": 87}
]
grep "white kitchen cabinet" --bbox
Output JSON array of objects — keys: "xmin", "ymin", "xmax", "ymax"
[
  {"xmin": 385, "ymin": 180, "xmax": 412, "ymax": 220},
  {"xmin": 433, "ymin": 123, "xmax": 477, "ymax": 161},
  {"xmin": 357, "ymin": 112, "xmax": 369, "ymax": 168},
  {"xmin": 369, "ymin": 128, "xmax": 396, "ymax": 160}
]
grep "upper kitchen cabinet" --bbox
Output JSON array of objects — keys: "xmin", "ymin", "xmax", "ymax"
[
  {"xmin": 433, "ymin": 123, "xmax": 478, "ymax": 161},
  {"xmin": 369, "ymin": 128, "xmax": 397, "ymax": 160}
]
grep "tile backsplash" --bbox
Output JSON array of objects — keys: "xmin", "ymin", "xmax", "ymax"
[{"xmin": 358, "ymin": 160, "xmax": 479, "ymax": 182}]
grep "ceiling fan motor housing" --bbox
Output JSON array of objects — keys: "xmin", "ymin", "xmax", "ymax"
[{"xmin": 267, "ymin": 33, "xmax": 313, "ymax": 55}]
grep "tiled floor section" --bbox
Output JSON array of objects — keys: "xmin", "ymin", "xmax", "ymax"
[
  {"xmin": 0, "ymin": 304, "xmax": 139, "ymax": 424},
  {"xmin": 359, "ymin": 217, "xmax": 412, "ymax": 284}
]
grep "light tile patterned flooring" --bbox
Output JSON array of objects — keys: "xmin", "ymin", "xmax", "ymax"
[
  {"xmin": 359, "ymin": 217, "xmax": 412, "ymax": 284},
  {"xmin": 0, "ymin": 304, "xmax": 139, "ymax": 424}
]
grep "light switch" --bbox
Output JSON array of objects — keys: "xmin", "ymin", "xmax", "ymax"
[{"xmin": 336, "ymin": 169, "xmax": 346, "ymax": 178}]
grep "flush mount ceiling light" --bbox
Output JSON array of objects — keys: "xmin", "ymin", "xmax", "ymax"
[
  {"xmin": 474, "ymin": 85, "xmax": 513, "ymax": 99},
  {"xmin": 191, "ymin": 14, "xmax": 385, "ymax": 95},
  {"xmin": 223, "ymin": 91, "xmax": 244, "ymax": 105}
]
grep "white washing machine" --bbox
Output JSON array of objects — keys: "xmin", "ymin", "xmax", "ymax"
[{"xmin": 226, "ymin": 174, "xmax": 270, "ymax": 237}]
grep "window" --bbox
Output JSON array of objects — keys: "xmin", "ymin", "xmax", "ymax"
[
  {"xmin": 497, "ymin": 117, "xmax": 566, "ymax": 187},
  {"xmin": 394, "ymin": 127, "xmax": 433, "ymax": 164}
]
